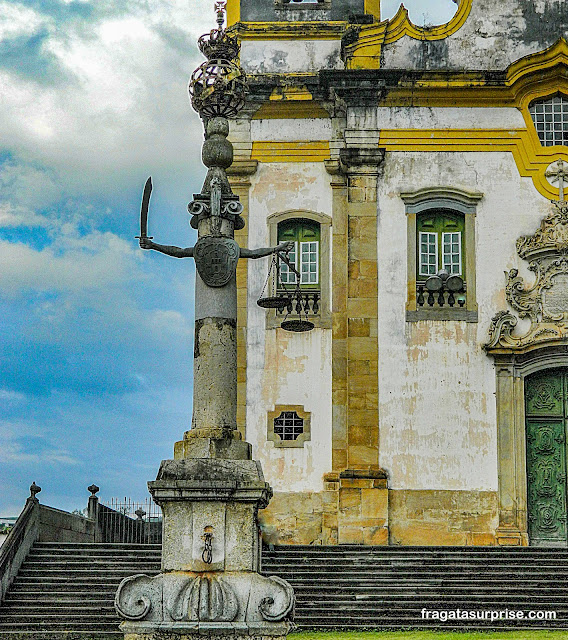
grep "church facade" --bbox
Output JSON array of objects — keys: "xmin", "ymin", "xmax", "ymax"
[{"xmin": 224, "ymin": 0, "xmax": 568, "ymax": 546}]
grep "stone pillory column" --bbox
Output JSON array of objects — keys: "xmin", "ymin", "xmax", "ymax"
[{"xmin": 114, "ymin": 4, "xmax": 295, "ymax": 640}]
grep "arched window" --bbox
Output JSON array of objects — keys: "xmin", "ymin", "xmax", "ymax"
[{"xmin": 528, "ymin": 94, "xmax": 568, "ymax": 147}]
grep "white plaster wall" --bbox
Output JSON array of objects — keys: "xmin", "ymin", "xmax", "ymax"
[
  {"xmin": 246, "ymin": 162, "xmax": 333, "ymax": 493},
  {"xmin": 374, "ymin": 107, "xmax": 526, "ymax": 130},
  {"xmin": 377, "ymin": 149, "xmax": 552, "ymax": 492},
  {"xmin": 382, "ymin": 0, "xmax": 568, "ymax": 71},
  {"xmin": 251, "ymin": 118, "xmax": 332, "ymax": 142},
  {"xmin": 241, "ymin": 40, "xmax": 342, "ymax": 74}
]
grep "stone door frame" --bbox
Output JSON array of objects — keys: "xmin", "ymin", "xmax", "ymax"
[{"xmin": 492, "ymin": 345, "xmax": 568, "ymax": 546}]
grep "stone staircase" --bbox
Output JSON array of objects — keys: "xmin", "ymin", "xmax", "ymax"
[
  {"xmin": 0, "ymin": 542, "xmax": 161, "ymax": 638},
  {"xmin": 2, "ymin": 543, "xmax": 568, "ymax": 635},
  {"xmin": 263, "ymin": 545, "xmax": 568, "ymax": 631}
]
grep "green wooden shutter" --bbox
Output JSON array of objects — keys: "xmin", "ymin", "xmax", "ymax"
[
  {"xmin": 278, "ymin": 219, "xmax": 320, "ymax": 289},
  {"xmin": 417, "ymin": 211, "xmax": 465, "ymax": 279}
]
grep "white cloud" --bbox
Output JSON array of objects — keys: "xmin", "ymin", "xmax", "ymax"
[
  {"xmin": 0, "ymin": 421, "xmax": 79, "ymax": 466},
  {"xmin": 0, "ymin": 389, "xmax": 27, "ymax": 402},
  {"xmin": 0, "ymin": 0, "xmax": 211, "ymax": 199},
  {"xmin": 0, "ymin": 2, "xmax": 45, "ymax": 41},
  {"xmin": 0, "ymin": 203, "xmax": 50, "ymax": 228},
  {"xmin": 0, "ymin": 231, "xmax": 139, "ymax": 294}
]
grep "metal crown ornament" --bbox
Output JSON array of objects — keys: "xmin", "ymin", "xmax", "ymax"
[{"xmin": 189, "ymin": 1, "xmax": 247, "ymax": 119}]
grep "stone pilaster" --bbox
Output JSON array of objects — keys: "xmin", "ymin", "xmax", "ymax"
[{"xmin": 324, "ymin": 140, "xmax": 388, "ymax": 545}]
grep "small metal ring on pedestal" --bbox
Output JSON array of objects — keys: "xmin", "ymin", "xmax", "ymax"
[{"xmin": 280, "ymin": 319, "xmax": 315, "ymax": 332}]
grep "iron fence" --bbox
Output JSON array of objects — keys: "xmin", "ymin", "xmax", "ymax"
[{"xmin": 98, "ymin": 498, "xmax": 162, "ymax": 544}]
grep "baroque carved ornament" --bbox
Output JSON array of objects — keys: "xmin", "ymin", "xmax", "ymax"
[{"xmin": 486, "ymin": 160, "xmax": 568, "ymax": 351}]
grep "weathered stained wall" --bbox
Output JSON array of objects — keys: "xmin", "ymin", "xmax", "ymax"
[
  {"xmin": 240, "ymin": 0, "xmax": 365, "ymax": 22},
  {"xmin": 246, "ymin": 160, "xmax": 333, "ymax": 494},
  {"xmin": 241, "ymin": 40, "xmax": 342, "ymax": 74},
  {"xmin": 382, "ymin": 0, "xmax": 568, "ymax": 70},
  {"xmin": 376, "ymin": 139, "xmax": 552, "ymax": 492}
]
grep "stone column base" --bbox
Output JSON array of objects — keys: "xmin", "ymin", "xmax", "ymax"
[
  {"xmin": 123, "ymin": 625, "xmax": 290, "ymax": 640},
  {"xmin": 116, "ymin": 571, "xmax": 294, "ymax": 638},
  {"xmin": 323, "ymin": 467, "xmax": 389, "ymax": 545},
  {"xmin": 495, "ymin": 526, "xmax": 529, "ymax": 546}
]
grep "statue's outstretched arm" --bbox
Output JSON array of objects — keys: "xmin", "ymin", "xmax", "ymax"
[
  {"xmin": 240, "ymin": 241, "xmax": 294, "ymax": 260},
  {"xmin": 139, "ymin": 237, "xmax": 194, "ymax": 258}
]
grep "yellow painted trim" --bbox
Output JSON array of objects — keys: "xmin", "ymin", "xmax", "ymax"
[
  {"xmin": 379, "ymin": 129, "xmax": 568, "ymax": 200},
  {"xmin": 226, "ymin": 0, "xmax": 239, "ymax": 28},
  {"xmin": 344, "ymin": 0, "xmax": 472, "ymax": 68},
  {"xmin": 379, "ymin": 38, "xmax": 568, "ymax": 107},
  {"xmin": 345, "ymin": 23, "xmax": 387, "ymax": 70},
  {"xmin": 384, "ymin": 0, "xmax": 473, "ymax": 44},
  {"xmin": 231, "ymin": 21, "xmax": 346, "ymax": 40},
  {"xmin": 364, "ymin": 0, "xmax": 380, "ymax": 21},
  {"xmin": 251, "ymin": 141, "xmax": 330, "ymax": 162}
]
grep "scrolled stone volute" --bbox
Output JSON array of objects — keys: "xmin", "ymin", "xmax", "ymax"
[
  {"xmin": 114, "ymin": 575, "xmax": 155, "ymax": 621},
  {"xmin": 258, "ymin": 576, "xmax": 295, "ymax": 623}
]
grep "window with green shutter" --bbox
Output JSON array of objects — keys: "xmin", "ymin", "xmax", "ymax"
[
  {"xmin": 417, "ymin": 210, "xmax": 465, "ymax": 279},
  {"xmin": 277, "ymin": 219, "xmax": 320, "ymax": 290}
]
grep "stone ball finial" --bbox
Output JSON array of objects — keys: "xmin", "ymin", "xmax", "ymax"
[
  {"xmin": 88, "ymin": 484, "xmax": 100, "ymax": 496},
  {"xmin": 29, "ymin": 482, "xmax": 41, "ymax": 501},
  {"xmin": 202, "ymin": 117, "xmax": 233, "ymax": 169}
]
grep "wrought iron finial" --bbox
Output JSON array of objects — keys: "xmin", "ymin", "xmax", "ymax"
[
  {"xmin": 215, "ymin": 1, "xmax": 226, "ymax": 28},
  {"xmin": 546, "ymin": 158, "xmax": 567, "ymax": 204},
  {"xmin": 189, "ymin": 1, "xmax": 247, "ymax": 119}
]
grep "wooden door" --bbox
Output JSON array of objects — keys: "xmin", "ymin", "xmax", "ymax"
[{"xmin": 526, "ymin": 369, "xmax": 568, "ymax": 546}]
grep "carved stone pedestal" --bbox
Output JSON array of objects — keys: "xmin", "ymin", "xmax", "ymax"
[{"xmin": 115, "ymin": 442, "xmax": 295, "ymax": 640}]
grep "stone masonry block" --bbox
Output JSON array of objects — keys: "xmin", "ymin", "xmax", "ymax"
[
  {"xmin": 360, "ymin": 488, "xmax": 388, "ymax": 519},
  {"xmin": 348, "ymin": 337, "xmax": 378, "ymax": 361},
  {"xmin": 332, "ymin": 315, "xmax": 347, "ymax": 339},
  {"xmin": 333, "ymin": 448, "xmax": 347, "ymax": 470},
  {"xmin": 338, "ymin": 526, "xmax": 364, "ymax": 545},
  {"xmin": 349, "ymin": 236, "xmax": 377, "ymax": 261},
  {"xmin": 347, "ymin": 298, "xmax": 377, "ymax": 318},
  {"xmin": 348, "ymin": 445, "xmax": 378, "ymax": 467},
  {"xmin": 348, "ymin": 375, "xmax": 378, "ymax": 394},
  {"xmin": 348, "ymin": 425, "xmax": 372, "ymax": 447},
  {"xmin": 349, "ymin": 392, "xmax": 368, "ymax": 409},
  {"xmin": 348, "ymin": 360, "xmax": 371, "ymax": 377},
  {"xmin": 348, "ymin": 410, "xmax": 378, "ymax": 429},
  {"xmin": 348, "ymin": 318, "xmax": 370, "ymax": 337},
  {"xmin": 348, "ymin": 279, "xmax": 378, "ymax": 298},
  {"xmin": 363, "ymin": 526, "xmax": 388, "ymax": 545},
  {"xmin": 340, "ymin": 478, "xmax": 373, "ymax": 489},
  {"xmin": 339, "ymin": 488, "xmax": 361, "ymax": 513},
  {"xmin": 359, "ymin": 259, "xmax": 378, "ymax": 278}
]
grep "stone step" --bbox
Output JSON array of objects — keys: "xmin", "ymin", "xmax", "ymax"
[
  {"xmin": 25, "ymin": 556, "xmax": 162, "ymax": 564},
  {"xmin": 18, "ymin": 564, "xmax": 160, "ymax": 579},
  {"xmin": 263, "ymin": 557, "xmax": 568, "ymax": 566},
  {"xmin": 0, "ymin": 628, "xmax": 124, "ymax": 640},
  {"xmin": 0, "ymin": 626, "xmax": 121, "ymax": 633},
  {"xmin": 262, "ymin": 568, "xmax": 568, "ymax": 576}
]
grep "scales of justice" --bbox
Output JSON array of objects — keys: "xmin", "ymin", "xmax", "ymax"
[{"xmin": 113, "ymin": 3, "xmax": 303, "ymax": 640}]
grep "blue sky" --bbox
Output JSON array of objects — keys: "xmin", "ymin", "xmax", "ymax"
[{"xmin": 1, "ymin": 0, "xmax": 457, "ymax": 516}]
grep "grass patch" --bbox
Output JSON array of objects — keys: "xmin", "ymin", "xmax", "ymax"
[{"xmin": 290, "ymin": 632, "xmax": 568, "ymax": 640}]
